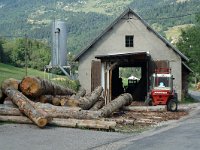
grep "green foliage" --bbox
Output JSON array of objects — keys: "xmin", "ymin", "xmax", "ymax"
[
  {"xmin": 176, "ymin": 14, "xmax": 200, "ymax": 83},
  {"xmin": 1, "ymin": 38, "xmax": 51, "ymax": 70},
  {"xmin": 0, "ymin": 0, "xmax": 200, "ymax": 55}
]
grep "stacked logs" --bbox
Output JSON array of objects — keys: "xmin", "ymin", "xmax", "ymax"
[{"xmin": 0, "ymin": 76, "xmax": 133, "ymax": 130}]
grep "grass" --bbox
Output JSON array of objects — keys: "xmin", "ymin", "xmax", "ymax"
[
  {"xmin": 0, "ymin": 63, "xmax": 79, "ymax": 91},
  {"xmin": 180, "ymin": 94, "xmax": 198, "ymax": 104}
]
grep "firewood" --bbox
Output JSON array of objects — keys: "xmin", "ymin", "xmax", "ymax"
[
  {"xmin": 0, "ymin": 104, "xmax": 23, "ymax": 116},
  {"xmin": 70, "ymin": 87, "xmax": 86, "ymax": 99},
  {"xmin": 78, "ymin": 86, "xmax": 103, "ymax": 110},
  {"xmin": 4, "ymin": 88, "xmax": 51, "ymax": 127},
  {"xmin": 100, "ymin": 93, "xmax": 133, "ymax": 117},
  {"xmin": 0, "ymin": 115, "xmax": 116, "ymax": 130},
  {"xmin": 0, "ymin": 115, "xmax": 32, "ymax": 124},
  {"xmin": 19, "ymin": 76, "xmax": 76, "ymax": 97},
  {"xmin": 52, "ymin": 97, "xmax": 61, "ymax": 106},
  {"xmin": 51, "ymin": 118, "xmax": 116, "ymax": 129},
  {"xmin": 61, "ymin": 86, "xmax": 103, "ymax": 110},
  {"xmin": 1, "ymin": 78, "xmax": 20, "ymax": 93},
  {"xmin": 90, "ymin": 97, "xmax": 105, "ymax": 111},
  {"xmin": 39, "ymin": 95, "xmax": 54, "ymax": 103},
  {"xmin": 1, "ymin": 78, "xmax": 20, "ymax": 104},
  {"xmin": 0, "ymin": 103, "xmax": 102, "ymax": 120},
  {"xmin": 123, "ymin": 106, "xmax": 166, "ymax": 112},
  {"xmin": 60, "ymin": 98, "xmax": 79, "ymax": 107},
  {"xmin": 104, "ymin": 118, "xmax": 135, "ymax": 125}
]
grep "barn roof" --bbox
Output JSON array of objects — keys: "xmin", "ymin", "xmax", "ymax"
[{"xmin": 74, "ymin": 8, "xmax": 189, "ymax": 62}]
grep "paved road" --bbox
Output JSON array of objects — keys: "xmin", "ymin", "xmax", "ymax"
[
  {"xmin": 0, "ymin": 124, "xmax": 131, "ymax": 150},
  {"xmin": 189, "ymin": 90, "xmax": 200, "ymax": 101}
]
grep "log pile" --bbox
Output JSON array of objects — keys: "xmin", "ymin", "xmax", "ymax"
[{"xmin": 0, "ymin": 77, "xmax": 134, "ymax": 130}]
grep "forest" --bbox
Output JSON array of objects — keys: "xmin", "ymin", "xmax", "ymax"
[{"xmin": 0, "ymin": 0, "xmax": 199, "ymax": 83}]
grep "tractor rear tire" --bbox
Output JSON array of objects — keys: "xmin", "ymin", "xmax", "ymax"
[{"xmin": 167, "ymin": 99, "xmax": 178, "ymax": 112}]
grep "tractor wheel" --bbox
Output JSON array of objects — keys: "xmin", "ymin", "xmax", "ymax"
[
  {"xmin": 167, "ymin": 99, "xmax": 178, "ymax": 112},
  {"xmin": 145, "ymin": 97, "xmax": 152, "ymax": 106}
]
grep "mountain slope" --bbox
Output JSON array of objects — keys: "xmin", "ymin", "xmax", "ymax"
[{"xmin": 0, "ymin": 0, "xmax": 199, "ymax": 54}]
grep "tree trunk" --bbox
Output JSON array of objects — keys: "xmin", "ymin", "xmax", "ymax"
[
  {"xmin": 19, "ymin": 76, "xmax": 76, "ymax": 97},
  {"xmin": 1, "ymin": 78, "xmax": 20, "ymax": 93},
  {"xmin": 104, "ymin": 118, "xmax": 135, "ymax": 125},
  {"xmin": 60, "ymin": 98, "xmax": 79, "ymax": 107},
  {"xmin": 78, "ymin": 86, "xmax": 103, "ymax": 110},
  {"xmin": 0, "ymin": 115, "xmax": 32, "ymax": 124},
  {"xmin": 0, "ymin": 104, "xmax": 23, "ymax": 116},
  {"xmin": 1, "ymin": 78, "xmax": 20, "ymax": 104},
  {"xmin": 90, "ymin": 97, "xmax": 105, "ymax": 111},
  {"xmin": 61, "ymin": 86, "xmax": 103, "ymax": 110},
  {"xmin": 123, "ymin": 106, "xmax": 166, "ymax": 112},
  {"xmin": 0, "ymin": 115, "xmax": 116, "ymax": 130},
  {"xmin": 70, "ymin": 87, "xmax": 86, "ymax": 99},
  {"xmin": 100, "ymin": 93, "xmax": 133, "ymax": 117},
  {"xmin": 0, "ymin": 103, "xmax": 102, "ymax": 120},
  {"xmin": 4, "ymin": 88, "xmax": 51, "ymax": 127}
]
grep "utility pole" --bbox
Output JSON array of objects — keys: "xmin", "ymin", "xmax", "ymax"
[{"xmin": 25, "ymin": 34, "xmax": 28, "ymax": 76}]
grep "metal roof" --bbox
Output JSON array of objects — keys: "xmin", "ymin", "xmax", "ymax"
[{"xmin": 74, "ymin": 8, "xmax": 189, "ymax": 62}]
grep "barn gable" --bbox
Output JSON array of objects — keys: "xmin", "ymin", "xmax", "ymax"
[{"xmin": 74, "ymin": 8, "xmax": 188, "ymax": 62}]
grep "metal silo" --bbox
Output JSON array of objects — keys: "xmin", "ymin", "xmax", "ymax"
[{"xmin": 52, "ymin": 20, "xmax": 67, "ymax": 67}]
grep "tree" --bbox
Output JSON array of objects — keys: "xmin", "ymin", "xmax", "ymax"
[{"xmin": 176, "ymin": 14, "xmax": 200, "ymax": 84}]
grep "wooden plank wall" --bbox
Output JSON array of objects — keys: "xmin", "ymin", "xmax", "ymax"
[{"xmin": 91, "ymin": 60, "xmax": 101, "ymax": 92}]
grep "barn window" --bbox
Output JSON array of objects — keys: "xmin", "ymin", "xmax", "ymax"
[{"xmin": 125, "ymin": 35, "xmax": 134, "ymax": 47}]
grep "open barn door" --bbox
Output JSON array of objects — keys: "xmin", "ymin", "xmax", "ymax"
[{"xmin": 91, "ymin": 60, "xmax": 101, "ymax": 91}]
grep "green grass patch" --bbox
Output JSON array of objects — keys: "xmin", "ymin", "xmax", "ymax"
[
  {"xmin": 181, "ymin": 95, "xmax": 198, "ymax": 104},
  {"xmin": 0, "ymin": 63, "xmax": 79, "ymax": 91}
]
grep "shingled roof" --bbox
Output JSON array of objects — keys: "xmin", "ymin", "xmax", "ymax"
[{"xmin": 74, "ymin": 8, "xmax": 189, "ymax": 62}]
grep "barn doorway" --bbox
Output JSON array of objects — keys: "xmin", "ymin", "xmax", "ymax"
[{"xmin": 95, "ymin": 52, "xmax": 152, "ymax": 102}]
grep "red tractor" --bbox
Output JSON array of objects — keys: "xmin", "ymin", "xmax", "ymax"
[{"xmin": 145, "ymin": 68, "xmax": 178, "ymax": 112}]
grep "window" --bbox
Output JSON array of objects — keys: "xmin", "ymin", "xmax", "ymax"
[{"xmin": 125, "ymin": 35, "xmax": 134, "ymax": 47}]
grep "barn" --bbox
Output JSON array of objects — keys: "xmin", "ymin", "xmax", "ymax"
[{"xmin": 74, "ymin": 8, "xmax": 191, "ymax": 102}]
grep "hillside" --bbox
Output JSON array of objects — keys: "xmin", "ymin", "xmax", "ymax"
[
  {"xmin": 0, "ymin": 0, "xmax": 200, "ymax": 54},
  {"xmin": 0, "ymin": 63, "xmax": 78, "ymax": 90}
]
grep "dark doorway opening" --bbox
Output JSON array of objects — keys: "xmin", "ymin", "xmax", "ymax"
[{"xmin": 96, "ymin": 52, "xmax": 152, "ymax": 101}]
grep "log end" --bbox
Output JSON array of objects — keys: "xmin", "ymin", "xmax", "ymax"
[
  {"xmin": 20, "ymin": 76, "xmax": 41, "ymax": 97},
  {"xmin": 37, "ymin": 118, "xmax": 48, "ymax": 128}
]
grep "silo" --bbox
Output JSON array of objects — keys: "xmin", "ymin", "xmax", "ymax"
[{"xmin": 52, "ymin": 20, "xmax": 67, "ymax": 67}]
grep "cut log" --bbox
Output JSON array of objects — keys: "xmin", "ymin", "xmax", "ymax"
[
  {"xmin": 51, "ymin": 118, "xmax": 116, "ymax": 129},
  {"xmin": 0, "ymin": 103, "xmax": 102, "ymax": 120},
  {"xmin": 0, "ymin": 105, "xmax": 23, "ymax": 116},
  {"xmin": 61, "ymin": 86, "xmax": 103, "ymax": 110},
  {"xmin": 90, "ymin": 97, "xmax": 105, "ymax": 111},
  {"xmin": 0, "ymin": 115, "xmax": 116, "ymax": 130},
  {"xmin": 60, "ymin": 98, "xmax": 79, "ymax": 107},
  {"xmin": 78, "ymin": 86, "xmax": 103, "ymax": 110},
  {"xmin": 52, "ymin": 97, "xmax": 61, "ymax": 106},
  {"xmin": 123, "ymin": 106, "xmax": 166, "ymax": 112},
  {"xmin": 0, "ymin": 115, "xmax": 32, "ymax": 124},
  {"xmin": 4, "ymin": 88, "xmax": 51, "ymax": 127},
  {"xmin": 19, "ymin": 76, "xmax": 76, "ymax": 97},
  {"xmin": 104, "ymin": 118, "xmax": 135, "ymax": 125},
  {"xmin": 1, "ymin": 78, "xmax": 20, "ymax": 104},
  {"xmin": 70, "ymin": 87, "xmax": 86, "ymax": 99},
  {"xmin": 39, "ymin": 95, "xmax": 54, "ymax": 103},
  {"xmin": 100, "ymin": 93, "xmax": 133, "ymax": 117},
  {"xmin": 1, "ymin": 78, "xmax": 20, "ymax": 93}
]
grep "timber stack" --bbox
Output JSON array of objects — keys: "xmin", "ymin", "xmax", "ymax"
[{"xmin": 0, "ymin": 76, "xmax": 134, "ymax": 130}]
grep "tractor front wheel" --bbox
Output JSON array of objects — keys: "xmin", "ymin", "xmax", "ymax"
[{"xmin": 167, "ymin": 99, "xmax": 178, "ymax": 112}]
